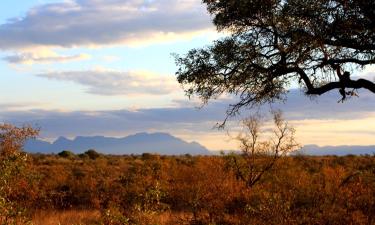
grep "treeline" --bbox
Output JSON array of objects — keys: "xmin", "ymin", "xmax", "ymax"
[{"xmin": 10, "ymin": 151, "xmax": 375, "ymax": 224}]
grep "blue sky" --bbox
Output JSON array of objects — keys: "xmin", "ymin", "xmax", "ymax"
[{"xmin": 0, "ymin": 0, "xmax": 374, "ymax": 151}]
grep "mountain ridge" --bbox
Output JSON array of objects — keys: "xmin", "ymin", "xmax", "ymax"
[
  {"xmin": 297, "ymin": 144, "xmax": 375, "ymax": 156},
  {"xmin": 25, "ymin": 132, "xmax": 211, "ymax": 155}
]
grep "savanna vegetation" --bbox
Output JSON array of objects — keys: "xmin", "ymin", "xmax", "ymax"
[
  {"xmin": 2, "ymin": 1, "xmax": 375, "ymax": 225},
  {"xmin": 1, "ymin": 120, "xmax": 375, "ymax": 225},
  {"xmin": 6, "ymin": 146, "xmax": 375, "ymax": 225}
]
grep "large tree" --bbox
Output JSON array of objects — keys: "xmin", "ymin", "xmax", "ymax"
[{"xmin": 175, "ymin": 0, "xmax": 375, "ymax": 119}]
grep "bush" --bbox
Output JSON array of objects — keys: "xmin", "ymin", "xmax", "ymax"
[
  {"xmin": 0, "ymin": 124, "xmax": 38, "ymax": 224},
  {"xmin": 58, "ymin": 150, "xmax": 75, "ymax": 158},
  {"xmin": 84, "ymin": 149, "xmax": 101, "ymax": 160}
]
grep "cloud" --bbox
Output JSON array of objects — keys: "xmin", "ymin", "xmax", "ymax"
[
  {"xmin": 1, "ymin": 88, "xmax": 374, "ymax": 149},
  {"xmin": 3, "ymin": 48, "xmax": 90, "ymax": 64},
  {"xmin": 0, "ymin": 0, "xmax": 213, "ymax": 50},
  {"xmin": 274, "ymin": 89, "xmax": 375, "ymax": 120},
  {"xmin": 0, "ymin": 106, "xmax": 226, "ymax": 141},
  {"xmin": 36, "ymin": 69, "xmax": 180, "ymax": 96},
  {"xmin": 209, "ymin": 89, "xmax": 375, "ymax": 121},
  {"xmin": 0, "ymin": 105, "xmax": 233, "ymax": 150},
  {"xmin": 101, "ymin": 55, "xmax": 120, "ymax": 62},
  {"xmin": 0, "ymin": 102, "xmax": 49, "ymax": 111}
]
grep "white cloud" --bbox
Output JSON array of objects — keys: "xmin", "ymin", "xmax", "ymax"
[
  {"xmin": 37, "ymin": 69, "xmax": 180, "ymax": 96},
  {"xmin": 3, "ymin": 48, "xmax": 90, "ymax": 64},
  {"xmin": 101, "ymin": 55, "xmax": 120, "ymax": 62},
  {"xmin": 0, "ymin": 0, "xmax": 213, "ymax": 50},
  {"xmin": 0, "ymin": 102, "xmax": 49, "ymax": 111}
]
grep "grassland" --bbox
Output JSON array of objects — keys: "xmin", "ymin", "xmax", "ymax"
[{"xmin": 2, "ymin": 152, "xmax": 372, "ymax": 225}]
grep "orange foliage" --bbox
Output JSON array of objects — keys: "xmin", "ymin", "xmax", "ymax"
[
  {"xmin": 0, "ymin": 125, "xmax": 374, "ymax": 224},
  {"xmin": 19, "ymin": 153, "xmax": 375, "ymax": 225}
]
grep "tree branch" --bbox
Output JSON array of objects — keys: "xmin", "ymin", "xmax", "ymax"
[{"xmin": 306, "ymin": 79, "xmax": 375, "ymax": 95}]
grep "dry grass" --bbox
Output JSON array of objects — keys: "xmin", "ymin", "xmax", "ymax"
[
  {"xmin": 32, "ymin": 210, "xmax": 100, "ymax": 225},
  {"xmin": 131, "ymin": 211, "xmax": 194, "ymax": 225},
  {"xmin": 32, "ymin": 210, "xmax": 194, "ymax": 225}
]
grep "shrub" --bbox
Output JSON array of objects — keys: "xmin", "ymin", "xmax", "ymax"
[
  {"xmin": 0, "ymin": 124, "xmax": 38, "ymax": 224},
  {"xmin": 58, "ymin": 150, "xmax": 75, "ymax": 158},
  {"xmin": 84, "ymin": 149, "xmax": 101, "ymax": 160}
]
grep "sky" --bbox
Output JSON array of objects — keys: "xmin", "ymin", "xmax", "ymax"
[{"xmin": 0, "ymin": 0, "xmax": 374, "ymax": 151}]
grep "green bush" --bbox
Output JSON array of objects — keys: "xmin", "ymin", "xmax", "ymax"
[
  {"xmin": 57, "ymin": 150, "xmax": 75, "ymax": 158},
  {"xmin": 84, "ymin": 149, "xmax": 101, "ymax": 160}
]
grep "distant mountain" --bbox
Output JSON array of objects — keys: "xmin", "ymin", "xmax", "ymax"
[
  {"xmin": 297, "ymin": 145, "xmax": 375, "ymax": 156},
  {"xmin": 25, "ymin": 132, "xmax": 211, "ymax": 155}
]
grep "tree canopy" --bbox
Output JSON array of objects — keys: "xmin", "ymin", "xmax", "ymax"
[{"xmin": 175, "ymin": 0, "xmax": 375, "ymax": 118}]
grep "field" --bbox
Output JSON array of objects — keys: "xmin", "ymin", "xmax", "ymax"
[{"xmin": 2, "ymin": 151, "xmax": 375, "ymax": 225}]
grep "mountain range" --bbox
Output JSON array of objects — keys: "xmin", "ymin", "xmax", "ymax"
[
  {"xmin": 24, "ymin": 132, "xmax": 211, "ymax": 155},
  {"xmin": 24, "ymin": 132, "xmax": 375, "ymax": 156},
  {"xmin": 297, "ymin": 145, "xmax": 375, "ymax": 156}
]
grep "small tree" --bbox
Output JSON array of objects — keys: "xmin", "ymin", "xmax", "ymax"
[
  {"xmin": 226, "ymin": 111, "xmax": 299, "ymax": 188},
  {"xmin": 0, "ymin": 124, "xmax": 38, "ymax": 224}
]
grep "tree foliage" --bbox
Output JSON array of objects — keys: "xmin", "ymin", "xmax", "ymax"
[
  {"xmin": 0, "ymin": 124, "xmax": 38, "ymax": 224},
  {"xmin": 176, "ymin": 0, "xmax": 375, "ymax": 118}
]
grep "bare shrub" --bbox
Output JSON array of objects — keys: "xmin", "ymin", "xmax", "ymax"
[{"xmin": 226, "ymin": 111, "xmax": 300, "ymax": 188}]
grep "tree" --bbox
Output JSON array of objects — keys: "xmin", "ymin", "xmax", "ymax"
[
  {"xmin": 0, "ymin": 124, "xmax": 38, "ymax": 156},
  {"xmin": 176, "ymin": 0, "xmax": 375, "ymax": 120},
  {"xmin": 0, "ymin": 124, "xmax": 38, "ymax": 224},
  {"xmin": 225, "ymin": 111, "xmax": 299, "ymax": 188}
]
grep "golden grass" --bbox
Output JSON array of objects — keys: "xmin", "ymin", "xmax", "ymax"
[
  {"xmin": 31, "ymin": 210, "xmax": 194, "ymax": 225},
  {"xmin": 32, "ymin": 210, "xmax": 100, "ymax": 225}
]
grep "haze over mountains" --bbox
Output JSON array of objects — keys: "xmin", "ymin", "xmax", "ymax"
[
  {"xmin": 24, "ymin": 132, "xmax": 375, "ymax": 156},
  {"xmin": 25, "ymin": 132, "xmax": 211, "ymax": 155},
  {"xmin": 299, "ymin": 145, "xmax": 375, "ymax": 156}
]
